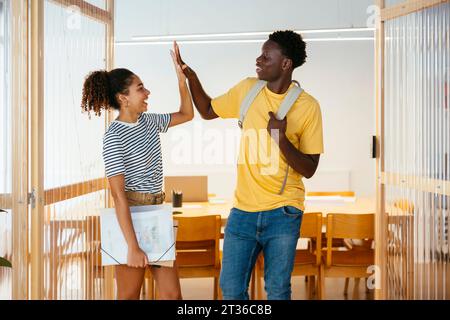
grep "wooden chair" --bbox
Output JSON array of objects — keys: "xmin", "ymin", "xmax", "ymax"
[
  {"xmin": 292, "ymin": 212, "xmax": 323, "ymax": 299},
  {"xmin": 320, "ymin": 213, "xmax": 375, "ymax": 300},
  {"xmin": 253, "ymin": 213, "xmax": 323, "ymax": 299},
  {"xmin": 306, "ymin": 191, "xmax": 364, "ymax": 296},
  {"xmin": 306, "ymin": 191, "xmax": 355, "ymax": 253},
  {"xmin": 146, "ymin": 215, "xmax": 222, "ymax": 300},
  {"xmin": 387, "ymin": 199, "xmax": 415, "ymax": 299}
]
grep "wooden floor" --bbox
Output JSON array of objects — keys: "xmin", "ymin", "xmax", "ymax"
[
  {"xmin": 0, "ymin": 267, "xmax": 375, "ymax": 300},
  {"xmin": 180, "ymin": 276, "xmax": 375, "ymax": 300}
]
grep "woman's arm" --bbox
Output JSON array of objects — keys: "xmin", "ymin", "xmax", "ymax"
[
  {"xmin": 174, "ymin": 41, "xmax": 218, "ymax": 120},
  {"xmin": 169, "ymin": 45, "xmax": 194, "ymax": 128},
  {"xmin": 108, "ymin": 174, "xmax": 149, "ymax": 268}
]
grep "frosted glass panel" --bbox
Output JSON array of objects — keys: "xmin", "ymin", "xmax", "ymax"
[{"xmin": 384, "ymin": 2, "xmax": 450, "ymax": 299}]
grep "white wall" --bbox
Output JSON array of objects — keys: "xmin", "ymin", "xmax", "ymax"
[
  {"xmin": 115, "ymin": 0, "xmax": 375, "ymax": 41},
  {"xmin": 115, "ymin": 0, "xmax": 376, "ymax": 198}
]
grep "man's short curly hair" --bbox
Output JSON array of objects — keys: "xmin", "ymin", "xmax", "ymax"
[{"xmin": 269, "ymin": 30, "xmax": 307, "ymax": 69}]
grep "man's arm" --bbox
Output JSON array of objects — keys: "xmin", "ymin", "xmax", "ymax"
[
  {"xmin": 174, "ymin": 42, "xmax": 218, "ymax": 120},
  {"xmin": 186, "ymin": 72, "xmax": 219, "ymax": 120},
  {"xmin": 267, "ymin": 112, "xmax": 320, "ymax": 179},
  {"xmin": 278, "ymin": 136, "xmax": 320, "ymax": 179}
]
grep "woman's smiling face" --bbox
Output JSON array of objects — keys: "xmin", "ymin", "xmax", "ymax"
[{"xmin": 122, "ymin": 75, "xmax": 151, "ymax": 113}]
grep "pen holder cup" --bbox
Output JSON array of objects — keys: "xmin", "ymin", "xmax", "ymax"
[{"xmin": 172, "ymin": 191, "xmax": 183, "ymax": 208}]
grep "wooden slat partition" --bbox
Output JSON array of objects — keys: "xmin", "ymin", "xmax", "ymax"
[
  {"xmin": 44, "ymin": 178, "xmax": 108, "ymax": 206},
  {"xmin": 1, "ymin": 177, "xmax": 108, "ymax": 210},
  {"xmin": 30, "ymin": 0, "xmax": 45, "ymax": 300},
  {"xmin": 0, "ymin": 194, "xmax": 12, "ymax": 209},
  {"xmin": 11, "ymin": 0, "xmax": 30, "ymax": 300}
]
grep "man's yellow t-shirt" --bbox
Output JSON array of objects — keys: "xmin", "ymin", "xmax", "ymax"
[{"xmin": 211, "ymin": 78, "xmax": 324, "ymax": 212}]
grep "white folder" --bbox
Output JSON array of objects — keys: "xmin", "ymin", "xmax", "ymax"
[{"xmin": 100, "ymin": 204, "xmax": 176, "ymax": 267}]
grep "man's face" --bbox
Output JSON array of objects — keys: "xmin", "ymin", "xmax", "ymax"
[{"xmin": 256, "ymin": 40, "xmax": 288, "ymax": 82}]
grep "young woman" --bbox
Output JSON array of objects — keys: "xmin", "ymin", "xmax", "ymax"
[{"xmin": 81, "ymin": 44, "xmax": 193, "ymax": 300}]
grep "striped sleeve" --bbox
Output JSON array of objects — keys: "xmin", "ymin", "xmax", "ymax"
[
  {"xmin": 103, "ymin": 132, "xmax": 125, "ymax": 178},
  {"xmin": 146, "ymin": 113, "xmax": 171, "ymax": 133}
]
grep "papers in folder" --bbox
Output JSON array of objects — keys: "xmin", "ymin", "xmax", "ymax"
[{"xmin": 100, "ymin": 204, "xmax": 176, "ymax": 266}]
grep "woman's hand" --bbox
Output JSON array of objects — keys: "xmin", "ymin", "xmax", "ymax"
[
  {"xmin": 168, "ymin": 41, "xmax": 195, "ymax": 128},
  {"xmin": 173, "ymin": 41, "xmax": 196, "ymax": 79},
  {"xmin": 127, "ymin": 246, "xmax": 149, "ymax": 268},
  {"xmin": 170, "ymin": 43, "xmax": 187, "ymax": 83}
]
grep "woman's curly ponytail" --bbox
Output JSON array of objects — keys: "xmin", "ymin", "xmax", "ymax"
[{"xmin": 81, "ymin": 68, "xmax": 135, "ymax": 117}]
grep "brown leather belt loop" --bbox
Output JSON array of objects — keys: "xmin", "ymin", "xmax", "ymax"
[{"xmin": 125, "ymin": 191, "xmax": 166, "ymax": 205}]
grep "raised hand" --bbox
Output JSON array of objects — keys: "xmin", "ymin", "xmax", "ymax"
[
  {"xmin": 170, "ymin": 45, "xmax": 187, "ymax": 83},
  {"xmin": 173, "ymin": 41, "xmax": 195, "ymax": 79}
]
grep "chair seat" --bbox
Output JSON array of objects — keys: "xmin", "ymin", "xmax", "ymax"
[{"xmin": 324, "ymin": 249, "xmax": 374, "ymax": 266}]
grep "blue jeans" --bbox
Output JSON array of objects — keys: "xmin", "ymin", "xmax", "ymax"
[{"xmin": 220, "ymin": 206, "xmax": 303, "ymax": 300}]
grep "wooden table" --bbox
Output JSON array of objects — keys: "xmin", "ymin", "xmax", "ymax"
[{"xmin": 169, "ymin": 196, "xmax": 376, "ymax": 227}]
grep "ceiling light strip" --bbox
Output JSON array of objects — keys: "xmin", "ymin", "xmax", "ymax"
[
  {"xmin": 132, "ymin": 27, "xmax": 375, "ymax": 41},
  {"xmin": 116, "ymin": 37, "xmax": 375, "ymax": 46}
]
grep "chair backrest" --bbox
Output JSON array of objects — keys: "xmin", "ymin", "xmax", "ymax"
[
  {"xmin": 164, "ymin": 176, "xmax": 208, "ymax": 202},
  {"xmin": 327, "ymin": 213, "xmax": 374, "ymax": 239},
  {"xmin": 299, "ymin": 212, "xmax": 322, "ymax": 265},
  {"xmin": 326, "ymin": 213, "xmax": 375, "ymax": 266},
  {"xmin": 306, "ymin": 191, "xmax": 355, "ymax": 197},
  {"xmin": 300, "ymin": 212, "xmax": 322, "ymax": 238},
  {"xmin": 173, "ymin": 215, "xmax": 221, "ymax": 268}
]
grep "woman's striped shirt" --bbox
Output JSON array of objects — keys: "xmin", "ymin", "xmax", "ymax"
[{"xmin": 102, "ymin": 112, "xmax": 171, "ymax": 193}]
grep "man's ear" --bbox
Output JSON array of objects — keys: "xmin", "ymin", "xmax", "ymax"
[{"xmin": 282, "ymin": 58, "xmax": 293, "ymax": 71}]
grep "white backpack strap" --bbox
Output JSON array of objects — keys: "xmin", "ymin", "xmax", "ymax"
[
  {"xmin": 277, "ymin": 82, "xmax": 303, "ymax": 195},
  {"xmin": 238, "ymin": 80, "xmax": 267, "ymax": 129},
  {"xmin": 276, "ymin": 83, "xmax": 303, "ymax": 120},
  {"xmin": 238, "ymin": 80, "xmax": 304, "ymax": 195}
]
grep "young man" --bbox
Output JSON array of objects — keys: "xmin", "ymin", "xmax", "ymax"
[{"xmin": 175, "ymin": 30, "xmax": 324, "ymax": 300}]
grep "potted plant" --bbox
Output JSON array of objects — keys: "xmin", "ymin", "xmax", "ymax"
[{"xmin": 0, "ymin": 256, "xmax": 11, "ymax": 268}]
